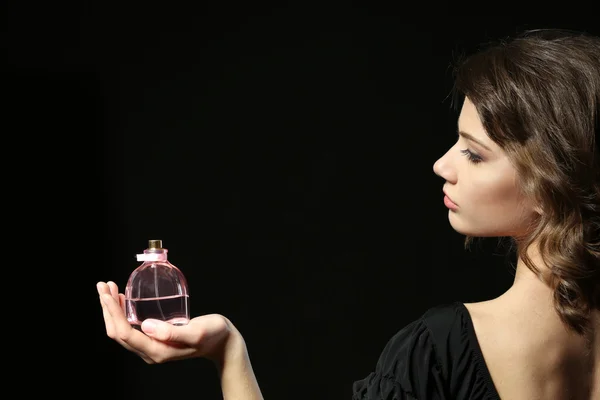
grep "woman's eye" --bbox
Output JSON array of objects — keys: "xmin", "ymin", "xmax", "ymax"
[{"xmin": 460, "ymin": 149, "xmax": 483, "ymax": 164}]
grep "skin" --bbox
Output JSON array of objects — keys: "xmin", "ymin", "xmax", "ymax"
[{"xmin": 433, "ymin": 97, "xmax": 537, "ymax": 239}]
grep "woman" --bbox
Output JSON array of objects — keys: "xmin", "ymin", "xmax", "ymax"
[{"xmin": 97, "ymin": 29, "xmax": 600, "ymax": 399}]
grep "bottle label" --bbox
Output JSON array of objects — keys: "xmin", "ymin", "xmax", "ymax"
[{"xmin": 136, "ymin": 253, "xmax": 167, "ymax": 261}]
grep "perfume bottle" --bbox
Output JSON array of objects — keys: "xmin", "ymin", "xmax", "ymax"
[{"xmin": 125, "ymin": 239, "xmax": 190, "ymax": 330}]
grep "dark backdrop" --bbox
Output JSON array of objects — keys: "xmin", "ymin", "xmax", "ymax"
[{"xmin": 5, "ymin": 5, "xmax": 597, "ymax": 399}]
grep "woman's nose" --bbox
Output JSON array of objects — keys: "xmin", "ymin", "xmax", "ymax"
[{"xmin": 433, "ymin": 149, "xmax": 455, "ymax": 182}]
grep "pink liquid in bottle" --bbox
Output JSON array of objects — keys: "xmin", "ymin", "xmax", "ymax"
[{"xmin": 125, "ymin": 240, "xmax": 190, "ymax": 330}]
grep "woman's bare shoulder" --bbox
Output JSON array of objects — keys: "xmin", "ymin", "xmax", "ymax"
[{"xmin": 463, "ymin": 300, "xmax": 600, "ymax": 399}]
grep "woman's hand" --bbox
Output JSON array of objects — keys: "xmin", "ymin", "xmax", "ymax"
[
  {"xmin": 97, "ymin": 281, "xmax": 234, "ymax": 364},
  {"xmin": 98, "ymin": 280, "xmax": 264, "ymax": 399}
]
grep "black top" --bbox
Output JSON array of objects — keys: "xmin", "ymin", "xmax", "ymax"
[{"xmin": 352, "ymin": 302, "xmax": 502, "ymax": 400}]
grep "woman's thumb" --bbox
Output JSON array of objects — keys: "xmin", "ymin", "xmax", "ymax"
[
  {"xmin": 141, "ymin": 314, "xmax": 230, "ymax": 348},
  {"xmin": 141, "ymin": 319, "xmax": 178, "ymax": 341}
]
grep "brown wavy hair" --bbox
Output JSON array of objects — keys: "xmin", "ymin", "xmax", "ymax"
[{"xmin": 452, "ymin": 29, "xmax": 600, "ymax": 336}]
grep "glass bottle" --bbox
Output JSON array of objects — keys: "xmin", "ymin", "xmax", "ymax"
[{"xmin": 125, "ymin": 239, "xmax": 190, "ymax": 330}]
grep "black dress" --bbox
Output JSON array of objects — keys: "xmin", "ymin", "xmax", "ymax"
[{"xmin": 352, "ymin": 302, "xmax": 502, "ymax": 400}]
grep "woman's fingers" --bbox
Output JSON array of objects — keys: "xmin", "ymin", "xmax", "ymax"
[
  {"xmin": 107, "ymin": 281, "xmax": 120, "ymax": 303},
  {"xmin": 101, "ymin": 293, "xmax": 141, "ymax": 343},
  {"xmin": 97, "ymin": 282, "xmax": 151, "ymax": 360},
  {"xmin": 100, "ymin": 292, "xmax": 158, "ymax": 362},
  {"xmin": 99, "ymin": 293, "xmax": 115, "ymax": 337},
  {"xmin": 119, "ymin": 293, "xmax": 127, "ymax": 314},
  {"xmin": 97, "ymin": 282, "xmax": 115, "ymax": 335}
]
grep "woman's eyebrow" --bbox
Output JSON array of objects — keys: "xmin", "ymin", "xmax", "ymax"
[{"xmin": 458, "ymin": 130, "xmax": 492, "ymax": 152}]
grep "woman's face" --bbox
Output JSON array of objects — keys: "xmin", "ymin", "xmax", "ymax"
[{"xmin": 433, "ymin": 97, "xmax": 537, "ymax": 237}]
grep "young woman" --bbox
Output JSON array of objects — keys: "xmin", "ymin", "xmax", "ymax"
[{"xmin": 97, "ymin": 29, "xmax": 600, "ymax": 399}]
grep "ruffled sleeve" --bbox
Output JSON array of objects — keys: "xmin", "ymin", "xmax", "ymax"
[
  {"xmin": 351, "ymin": 302, "xmax": 502, "ymax": 400},
  {"xmin": 351, "ymin": 319, "xmax": 447, "ymax": 400}
]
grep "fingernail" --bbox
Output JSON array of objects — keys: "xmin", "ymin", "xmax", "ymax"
[{"xmin": 143, "ymin": 320, "xmax": 157, "ymax": 334}]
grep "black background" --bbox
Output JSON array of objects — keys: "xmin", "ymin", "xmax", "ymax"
[{"xmin": 5, "ymin": 5, "xmax": 598, "ymax": 399}]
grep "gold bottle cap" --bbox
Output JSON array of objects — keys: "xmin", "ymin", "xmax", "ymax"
[{"xmin": 148, "ymin": 239, "xmax": 162, "ymax": 249}]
